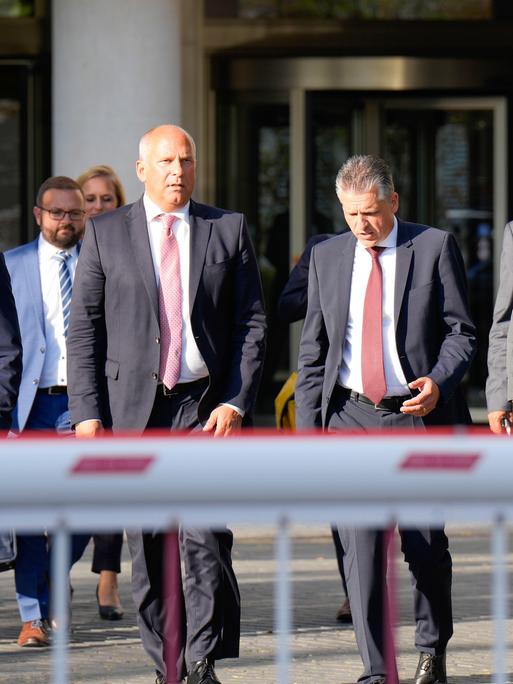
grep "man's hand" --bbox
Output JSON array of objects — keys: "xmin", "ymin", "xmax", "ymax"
[
  {"xmin": 75, "ymin": 420, "xmax": 104, "ymax": 438},
  {"xmin": 203, "ymin": 406, "xmax": 242, "ymax": 437},
  {"xmin": 400, "ymin": 377, "xmax": 440, "ymax": 418},
  {"xmin": 488, "ymin": 410, "xmax": 513, "ymax": 435}
]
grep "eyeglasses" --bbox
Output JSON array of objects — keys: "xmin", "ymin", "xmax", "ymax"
[{"xmin": 37, "ymin": 207, "xmax": 86, "ymax": 221}]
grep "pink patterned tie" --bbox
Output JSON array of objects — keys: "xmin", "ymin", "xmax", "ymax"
[{"xmin": 159, "ymin": 214, "xmax": 182, "ymax": 390}]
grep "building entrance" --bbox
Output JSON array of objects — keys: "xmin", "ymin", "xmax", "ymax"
[{"xmin": 217, "ymin": 84, "xmax": 507, "ymax": 416}]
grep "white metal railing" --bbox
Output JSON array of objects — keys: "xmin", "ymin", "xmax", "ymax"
[{"xmin": 1, "ymin": 428, "xmax": 511, "ymax": 684}]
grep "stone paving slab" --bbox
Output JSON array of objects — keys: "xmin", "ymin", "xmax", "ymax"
[{"xmin": 0, "ymin": 527, "xmax": 512, "ymax": 683}]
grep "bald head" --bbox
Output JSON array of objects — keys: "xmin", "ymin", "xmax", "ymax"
[
  {"xmin": 138, "ymin": 125, "xmax": 196, "ymax": 163},
  {"xmin": 136, "ymin": 124, "xmax": 196, "ymax": 211}
]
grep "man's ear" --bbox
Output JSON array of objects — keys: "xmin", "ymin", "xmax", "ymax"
[
  {"xmin": 391, "ymin": 191, "xmax": 399, "ymax": 213},
  {"xmin": 135, "ymin": 160, "xmax": 146, "ymax": 183},
  {"xmin": 33, "ymin": 206, "xmax": 42, "ymax": 227}
]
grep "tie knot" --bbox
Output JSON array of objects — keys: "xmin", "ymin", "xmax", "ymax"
[
  {"xmin": 55, "ymin": 250, "xmax": 71, "ymax": 262},
  {"xmin": 160, "ymin": 213, "xmax": 177, "ymax": 237},
  {"xmin": 367, "ymin": 246, "xmax": 385, "ymax": 260}
]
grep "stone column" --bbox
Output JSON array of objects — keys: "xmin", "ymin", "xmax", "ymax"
[{"xmin": 52, "ymin": 0, "xmax": 181, "ymax": 201}]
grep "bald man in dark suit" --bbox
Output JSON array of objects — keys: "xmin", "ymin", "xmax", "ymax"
[{"xmin": 67, "ymin": 125, "xmax": 266, "ymax": 684}]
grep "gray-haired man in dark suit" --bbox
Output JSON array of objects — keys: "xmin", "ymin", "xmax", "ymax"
[{"xmin": 296, "ymin": 155, "xmax": 476, "ymax": 684}]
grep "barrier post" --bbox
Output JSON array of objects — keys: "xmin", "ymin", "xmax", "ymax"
[
  {"xmin": 275, "ymin": 516, "xmax": 291, "ymax": 684},
  {"xmin": 384, "ymin": 525, "xmax": 399, "ymax": 684},
  {"xmin": 51, "ymin": 521, "xmax": 70, "ymax": 684},
  {"xmin": 492, "ymin": 515, "xmax": 507, "ymax": 684}
]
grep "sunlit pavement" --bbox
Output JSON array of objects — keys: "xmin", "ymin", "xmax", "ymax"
[{"xmin": 0, "ymin": 525, "xmax": 511, "ymax": 684}]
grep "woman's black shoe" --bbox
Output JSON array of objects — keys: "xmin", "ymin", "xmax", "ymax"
[{"xmin": 96, "ymin": 585, "xmax": 124, "ymax": 621}]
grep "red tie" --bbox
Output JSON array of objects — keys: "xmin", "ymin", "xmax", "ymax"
[
  {"xmin": 361, "ymin": 246, "xmax": 386, "ymax": 405},
  {"xmin": 159, "ymin": 214, "xmax": 182, "ymax": 390}
]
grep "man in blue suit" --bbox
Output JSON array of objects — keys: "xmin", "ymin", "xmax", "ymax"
[
  {"xmin": 296, "ymin": 155, "xmax": 476, "ymax": 684},
  {"xmin": 5, "ymin": 176, "xmax": 89, "ymax": 647}
]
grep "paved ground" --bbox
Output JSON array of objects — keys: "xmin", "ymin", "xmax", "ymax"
[{"xmin": 0, "ymin": 525, "xmax": 511, "ymax": 683}]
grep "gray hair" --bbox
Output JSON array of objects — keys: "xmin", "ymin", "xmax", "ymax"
[
  {"xmin": 335, "ymin": 155, "xmax": 394, "ymax": 201},
  {"xmin": 138, "ymin": 124, "xmax": 197, "ymax": 162}
]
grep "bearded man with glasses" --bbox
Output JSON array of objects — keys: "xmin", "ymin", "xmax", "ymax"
[{"xmin": 4, "ymin": 175, "xmax": 90, "ymax": 647}]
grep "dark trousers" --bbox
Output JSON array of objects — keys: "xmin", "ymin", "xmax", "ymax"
[
  {"xmin": 15, "ymin": 392, "xmax": 90, "ymax": 621},
  {"xmin": 126, "ymin": 384, "xmax": 240, "ymax": 680},
  {"xmin": 328, "ymin": 390, "xmax": 453, "ymax": 684},
  {"xmin": 92, "ymin": 533, "xmax": 123, "ymax": 574}
]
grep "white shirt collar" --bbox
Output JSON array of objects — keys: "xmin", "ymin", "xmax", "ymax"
[{"xmin": 143, "ymin": 193, "xmax": 190, "ymax": 223}]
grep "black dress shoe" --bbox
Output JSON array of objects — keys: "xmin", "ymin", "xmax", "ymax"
[
  {"xmin": 96, "ymin": 585, "xmax": 124, "ymax": 621},
  {"xmin": 414, "ymin": 652, "xmax": 447, "ymax": 684},
  {"xmin": 155, "ymin": 675, "xmax": 165, "ymax": 684},
  {"xmin": 187, "ymin": 657, "xmax": 221, "ymax": 684},
  {"xmin": 335, "ymin": 597, "xmax": 352, "ymax": 623}
]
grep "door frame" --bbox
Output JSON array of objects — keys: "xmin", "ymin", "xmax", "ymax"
[{"xmin": 288, "ymin": 93, "xmax": 508, "ymax": 367}]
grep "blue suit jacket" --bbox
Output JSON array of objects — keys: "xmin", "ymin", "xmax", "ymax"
[
  {"xmin": 4, "ymin": 238, "xmax": 79, "ymax": 431},
  {"xmin": 295, "ymin": 220, "xmax": 477, "ymax": 428},
  {"xmin": 5, "ymin": 239, "xmax": 48, "ymax": 431},
  {"xmin": 0, "ymin": 253, "xmax": 22, "ymax": 429}
]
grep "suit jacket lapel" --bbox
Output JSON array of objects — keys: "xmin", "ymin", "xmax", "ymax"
[
  {"xmin": 126, "ymin": 197, "xmax": 159, "ymax": 320},
  {"xmin": 24, "ymin": 239, "xmax": 45, "ymax": 334},
  {"xmin": 337, "ymin": 236, "xmax": 356, "ymax": 339},
  {"xmin": 188, "ymin": 200, "xmax": 212, "ymax": 308},
  {"xmin": 394, "ymin": 220, "xmax": 413, "ymax": 332}
]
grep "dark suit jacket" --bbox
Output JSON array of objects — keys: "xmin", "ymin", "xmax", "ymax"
[
  {"xmin": 295, "ymin": 220, "xmax": 476, "ymax": 429},
  {"xmin": 67, "ymin": 197, "xmax": 266, "ymax": 432},
  {"xmin": 277, "ymin": 234, "xmax": 335, "ymax": 323},
  {"xmin": 0, "ymin": 253, "xmax": 22, "ymax": 430}
]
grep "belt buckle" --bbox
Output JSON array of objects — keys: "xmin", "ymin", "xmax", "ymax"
[{"xmin": 48, "ymin": 386, "xmax": 59, "ymax": 395}]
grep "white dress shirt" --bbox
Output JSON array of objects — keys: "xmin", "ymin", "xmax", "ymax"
[
  {"xmin": 339, "ymin": 218, "xmax": 409, "ymax": 396},
  {"xmin": 38, "ymin": 235, "xmax": 78, "ymax": 388},
  {"xmin": 143, "ymin": 194, "xmax": 243, "ymax": 416},
  {"xmin": 144, "ymin": 194, "xmax": 208, "ymax": 383}
]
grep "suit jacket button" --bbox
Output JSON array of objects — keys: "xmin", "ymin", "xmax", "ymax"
[
  {"xmin": 155, "ymin": 337, "xmax": 160, "ymax": 344},
  {"xmin": 40, "ymin": 347, "xmax": 45, "ymax": 353},
  {"xmin": 33, "ymin": 378, "xmax": 39, "ymax": 385},
  {"xmin": 152, "ymin": 373, "xmax": 158, "ymax": 380}
]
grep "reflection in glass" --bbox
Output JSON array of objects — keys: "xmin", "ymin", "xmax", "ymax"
[
  {"xmin": 0, "ymin": 0, "xmax": 34, "ymax": 17},
  {"xmin": 216, "ymin": 99, "xmax": 290, "ymax": 412},
  {"xmin": 308, "ymin": 94, "xmax": 358, "ymax": 237},
  {"xmin": 213, "ymin": 0, "xmax": 492, "ymax": 20},
  {"xmin": 0, "ymin": 99, "xmax": 20, "ymax": 251},
  {"xmin": 384, "ymin": 108, "xmax": 493, "ymax": 405}
]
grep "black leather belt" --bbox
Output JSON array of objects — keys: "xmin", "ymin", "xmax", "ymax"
[
  {"xmin": 37, "ymin": 385, "xmax": 68, "ymax": 395},
  {"xmin": 336, "ymin": 385, "xmax": 410, "ymax": 412},
  {"xmin": 159, "ymin": 377, "xmax": 208, "ymax": 397}
]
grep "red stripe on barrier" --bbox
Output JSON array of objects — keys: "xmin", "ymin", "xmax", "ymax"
[
  {"xmin": 70, "ymin": 456, "xmax": 155, "ymax": 474},
  {"xmin": 399, "ymin": 453, "xmax": 480, "ymax": 471}
]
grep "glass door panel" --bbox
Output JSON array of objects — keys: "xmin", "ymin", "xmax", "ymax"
[
  {"xmin": 217, "ymin": 95, "xmax": 290, "ymax": 414},
  {"xmin": 383, "ymin": 105, "xmax": 495, "ymax": 406},
  {"xmin": 307, "ymin": 93, "xmax": 363, "ymax": 237},
  {"xmin": 0, "ymin": 98, "xmax": 21, "ymax": 250}
]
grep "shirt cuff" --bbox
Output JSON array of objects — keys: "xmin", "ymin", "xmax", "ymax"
[
  {"xmin": 221, "ymin": 403, "xmax": 245, "ymax": 418},
  {"xmin": 76, "ymin": 418, "xmax": 102, "ymax": 427}
]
